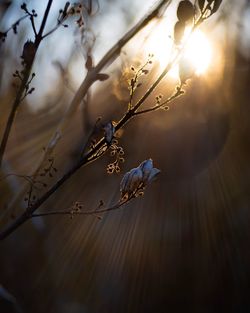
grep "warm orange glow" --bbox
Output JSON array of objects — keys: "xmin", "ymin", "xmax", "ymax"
[
  {"xmin": 184, "ymin": 28, "xmax": 212, "ymax": 75},
  {"xmin": 143, "ymin": 23, "xmax": 213, "ymax": 79}
]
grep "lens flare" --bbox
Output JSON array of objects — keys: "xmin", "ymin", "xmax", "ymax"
[
  {"xmin": 184, "ymin": 28, "xmax": 212, "ymax": 75},
  {"xmin": 143, "ymin": 23, "xmax": 213, "ymax": 79}
]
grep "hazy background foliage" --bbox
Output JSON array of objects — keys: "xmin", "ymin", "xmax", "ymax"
[{"xmin": 1, "ymin": 0, "xmax": 250, "ymax": 312}]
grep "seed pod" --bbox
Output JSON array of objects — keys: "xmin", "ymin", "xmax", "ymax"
[
  {"xmin": 177, "ymin": 1, "xmax": 195, "ymax": 23},
  {"xmin": 174, "ymin": 21, "xmax": 185, "ymax": 45}
]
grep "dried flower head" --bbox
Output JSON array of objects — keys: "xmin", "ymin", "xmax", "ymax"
[{"xmin": 120, "ymin": 159, "xmax": 160, "ymax": 199}]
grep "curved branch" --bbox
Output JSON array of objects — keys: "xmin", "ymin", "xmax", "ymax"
[
  {"xmin": 6, "ymin": 0, "xmax": 172, "ymax": 215},
  {"xmin": 0, "ymin": 0, "xmax": 54, "ymax": 168},
  {"xmin": 134, "ymin": 84, "xmax": 184, "ymax": 116},
  {"xmin": 34, "ymin": 0, "xmax": 172, "ymax": 152},
  {"xmin": 0, "ymin": 2, "xmax": 213, "ymax": 240},
  {"xmin": 30, "ymin": 198, "xmax": 129, "ymax": 219}
]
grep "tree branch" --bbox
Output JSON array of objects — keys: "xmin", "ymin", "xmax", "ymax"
[
  {"xmin": 0, "ymin": 2, "xmax": 213, "ymax": 240},
  {"xmin": 0, "ymin": 0, "xmax": 54, "ymax": 168},
  {"xmin": 41, "ymin": 0, "xmax": 172, "ymax": 150},
  {"xmin": 134, "ymin": 84, "xmax": 184, "ymax": 116},
  {"xmin": 30, "ymin": 198, "xmax": 130, "ymax": 219},
  {"xmin": 6, "ymin": 0, "xmax": 172, "ymax": 216}
]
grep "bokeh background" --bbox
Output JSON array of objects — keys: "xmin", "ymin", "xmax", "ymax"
[{"xmin": 1, "ymin": 0, "xmax": 250, "ymax": 312}]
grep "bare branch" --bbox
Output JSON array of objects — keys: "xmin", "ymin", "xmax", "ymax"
[
  {"xmin": 0, "ymin": 1, "xmax": 220, "ymax": 240},
  {"xmin": 32, "ymin": 0, "xmax": 172, "ymax": 158},
  {"xmin": 0, "ymin": 0, "xmax": 54, "ymax": 168},
  {"xmin": 134, "ymin": 84, "xmax": 184, "ymax": 116},
  {"xmin": 30, "ymin": 198, "xmax": 130, "ymax": 219},
  {"xmin": 5, "ymin": 0, "xmax": 172, "ymax": 216}
]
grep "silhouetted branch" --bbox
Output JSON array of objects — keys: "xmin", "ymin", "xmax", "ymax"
[
  {"xmin": 7, "ymin": 0, "xmax": 172, "ymax": 214},
  {"xmin": 30, "ymin": 198, "xmax": 130, "ymax": 219},
  {"xmin": 0, "ymin": 0, "xmax": 222, "ymax": 240},
  {"xmin": 134, "ymin": 84, "xmax": 184, "ymax": 116},
  {"xmin": 0, "ymin": 0, "xmax": 54, "ymax": 168}
]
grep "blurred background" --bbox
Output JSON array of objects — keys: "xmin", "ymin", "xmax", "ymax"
[{"xmin": 1, "ymin": 0, "xmax": 250, "ymax": 312}]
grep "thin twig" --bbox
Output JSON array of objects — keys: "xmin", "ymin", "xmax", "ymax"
[
  {"xmin": 31, "ymin": 0, "xmax": 172, "ymax": 160},
  {"xmin": 134, "ymin": 84, "xmax": 184, "ymax": 116},
  {"xmin": 0, "ymin": 14, "xmax": 29, "ymax": 37},
  {"xmin": 81, "ymin": 116, "xmax": 102, "ymax": 156},
  {"xmin": 0, "ymin": 3, "xmax": 212, "ymax": 240},
  {"xmin": 30, "ymin": 16, "xmax": 37, "ymax": 37},
  {"xmin": 30, "ymin": 199, "xmax": 128, "ymax": 219},
  {"xmin": 128, "ymin": 60, "xmax": 150, "ymax": 110},
  {"xmin": 37, "ymin": 0, "xmax": 53, "ymax": 39},
  {"xmin": 0, "ymin": 0, "xmax": 54, "ymax": 168},
  {"xmin": 6, "ymin": 0, "xmax": 171, "ymax": 214}
]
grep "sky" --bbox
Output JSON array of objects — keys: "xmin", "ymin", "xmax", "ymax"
[{"xmin": 1, "ymin": 0, "xmax": 250, "ymax": 110}]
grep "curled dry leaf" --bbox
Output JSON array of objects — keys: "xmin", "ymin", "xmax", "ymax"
[
  {"xmin": 177, "ymin": 0, "xmax": 195, "ymax": 23},
  {"xmin": 127, "ymin": 168, "xmax": 143, "ymax": 193},
  {"xmin": 120, "ymin": 168, "xmax": 143, "ymax": 197},
  {"xmin": 120, "ymin": 159, "xmax": 160, "ymax": 198}
]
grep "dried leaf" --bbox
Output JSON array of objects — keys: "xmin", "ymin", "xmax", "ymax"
[
  {"xmin": 120, "ymin": 168, "xmax": 143, "ymax": 196},
  {"xmin": 127, "ymin": 168, "xmax": 143, "ymax": 192},
  {"xmin": 120, "ymin": 159, "xmax": 160, "ymax": 198},
  {"xmin": 177, "ymin": 0, "xmax": 195, "ymax": 23},
  {"xmin": 211, "ymin": 0, "xmax": 223, "ymax": 14},
  {"xmin": 198, "ymin": 0, "xmax": 205, "ymax": 11}
]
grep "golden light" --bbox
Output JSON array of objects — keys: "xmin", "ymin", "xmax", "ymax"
[
  {"xmin": 143, "ymin": 23, "xmax": 213, "ymax": 79},
  {"xmin": 184, "ymin": 28, "xmax": 212, "ymax": 75}
]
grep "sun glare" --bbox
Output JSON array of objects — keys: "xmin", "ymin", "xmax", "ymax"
[
  {"xmin": 144, "ymin": 23, "xmax": 213, "ymax": 79},
  {"xmin": 184, "ymin": 28, "xmax": 212, "ymax": 75}
]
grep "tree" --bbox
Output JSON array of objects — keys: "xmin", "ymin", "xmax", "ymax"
[
  {"xmin": 0, "ymin": 0, "xmax": 223, "ymax": 239},
  {"xmin": 2, "ymin": 1, "xmax": 250, "ymax": 313}
]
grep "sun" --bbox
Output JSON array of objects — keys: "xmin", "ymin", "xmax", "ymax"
[
  {"xmin": 143, "ymin": 22, "xmax": 213, "ymax": 78},
  {"xmin": 184, "ymin": 28, "xmax": 212, "ymax": 75}
]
